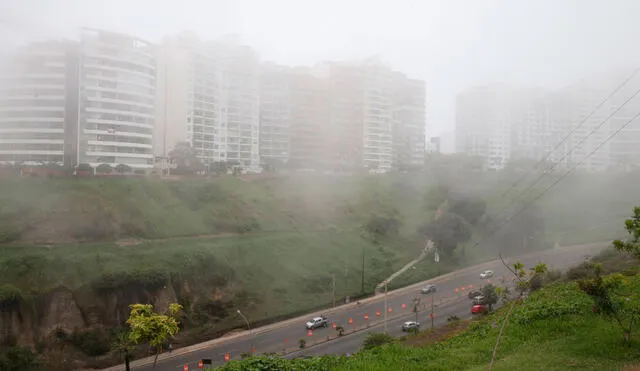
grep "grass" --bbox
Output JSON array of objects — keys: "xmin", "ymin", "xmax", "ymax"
[
  {"xmin": 220, "ymin": 273, "xmax": 640, "ymax": 371},
  {"xmin": 0, "ymin": 230, "xmax": 422, "ymax": 323}
]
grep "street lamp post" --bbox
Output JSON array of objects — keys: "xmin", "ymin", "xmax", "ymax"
[
  {"xmin": 430, "ymin": 292, "xmax": 435, "ymax": 330},
  {"xmin": 361, "ymin": 245, "xmax": 365, "ymax": 294},
  {"xmin": 383, "ymin": 280, "xmax": 388, "ymax": 333},
  {"xmin": 236, "ymin": 309, "xmax": 253, "ymax": 354}
]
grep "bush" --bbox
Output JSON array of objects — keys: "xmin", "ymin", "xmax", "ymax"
[
  {"xmin": 0, "ymin": 284, "xmax": 22, "ymax": 311},
  {"xmin": 0, "ymin": 346, "xmax": 39, "ymax": 371},
  {"xmin": 96, "ymin": 164, "xmax": 113, "ymax": 174},
  {"xmin": 544, "ymin": 269, "xmax": 563, "ymax": 283},
  {"xmin": 362, "ymin": 332, "xmax": 395, "ymax": 350},
  {"xmin": 70, "ymin": 328, "xmax": 111, "ymax": 357},
  {"xmin": 566, "ymin": 262, "xmax": 593, "ymax": 280}
]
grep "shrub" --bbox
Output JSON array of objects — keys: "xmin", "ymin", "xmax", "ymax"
[
  {"xmin": 0, "ymin": 284, "xmax": 22, "ymax": 311},
  {"xmin": 362, "ymin": 332, "xmax": 395, "ymax": 350},
  {"xmin": 96, "ymin": 164, "xmax": 113, "ymax": 174},
  {"xmin": 566, "ymin": 262, "xmax": 593, "ymax": 280},
  {"xmin": 70, "ymin": 328, "xmax": 111, "ymax": 357},
  {"xmin": 544, "ymin": 269, "xmax": 563, "ymax": 283},
  {"xmin": 0, "ymin": 346, "xmax": 40, "ymax": 371}
]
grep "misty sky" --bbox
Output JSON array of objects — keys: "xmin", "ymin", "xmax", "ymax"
[{"xmin": 2, "ymin": 0, "xmax": 639, "ymax": 136}]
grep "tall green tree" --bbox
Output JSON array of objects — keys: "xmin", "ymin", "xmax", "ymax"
[
  {"xmin": 480, "ymin": 283, "xmax": 499, "ymax": 310},
  {"xmin": 127, "ymin": 303, "xmax": 183, "ymax": 371},
  {"xmin": 419, "ymin": 213, "xmax": 472, "ymax": 257}
]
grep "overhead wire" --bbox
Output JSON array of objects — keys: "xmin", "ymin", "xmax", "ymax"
[
  {"xmin": 498, "ymin": 68, "xmax": 640, "ymax": 200},
  {"xmin": 489, "ymin": 76, "xmax": 640, "ymax": 224},
  {"xmin": 472, "ymin": 88, "xmax": 640, "ymax": 252}
]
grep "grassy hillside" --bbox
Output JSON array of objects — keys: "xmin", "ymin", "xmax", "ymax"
[
  {"xmin": 1, "ymin": 170, "xmax": 637, "ymax": 246},
  {"xmin": 0, "ymin": 174, "xmax": 434, "ymax": 244},
  {"xmin": 219, "ymin": 267, "xmax": 640, "ymax": 370}
]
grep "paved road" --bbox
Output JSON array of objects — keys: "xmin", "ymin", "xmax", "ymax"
[{"xmin": 115, "ymin": 242, "xmax": 606, "ymax": 371}]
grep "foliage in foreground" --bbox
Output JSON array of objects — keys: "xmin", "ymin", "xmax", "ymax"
[{"xmin": 218, "ymin": 275, "xmax": 640, "ymax": 371}]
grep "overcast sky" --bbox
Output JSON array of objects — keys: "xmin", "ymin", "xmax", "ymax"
[{"xmin": 2, "ymin": 0, "xmax": 639, "ymax": 136}]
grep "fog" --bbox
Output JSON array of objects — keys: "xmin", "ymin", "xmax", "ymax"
[
  {"xmin": 2, "ymin": 0, "xmax": 640, "ymax": 135},
  {"xmin": 1, "ymin": 1, "xmax": 640, "ymax": 369}
]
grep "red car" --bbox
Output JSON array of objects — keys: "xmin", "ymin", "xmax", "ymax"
[{"xmin": 471, "ymin": 304, "xmax": 489, "ymax": 314}]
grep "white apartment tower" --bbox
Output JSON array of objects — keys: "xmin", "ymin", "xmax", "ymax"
[
  {"xmin": 78, "ymin": 29, "xmax": 157, "ymax": 169},
  {"xmin": 392, "ymin": 73, "xmax": 426, "ymax": 168},
  {"xmin": 0, "ymin": 29, "xmax": 157, "ymax": 170},
  {"xmin": 0, "ymin": 41, "xmax": 73, "ymax": 165},
  {"xmin": 156, "ymin": 34, "xmax": 261, "ymax": 170},
  {"xmin": 259, "ymin": 63, "xmax": 292, "ymax": 163},
  {"xmin": 456, "ymin": 86, "xmax": 514, "ymax": 170}
]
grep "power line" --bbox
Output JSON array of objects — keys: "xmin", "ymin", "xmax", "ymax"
[
  {"xmin": 498, "ymin": 68, "xmax": 640, "ymax": 200},
  {"xmin": 474, "ymin": 108, "xmax": 640, "ymax": 251},
  {"xmin": 490, "ymin": 80, "xmax": 640, "ymax": 224}
]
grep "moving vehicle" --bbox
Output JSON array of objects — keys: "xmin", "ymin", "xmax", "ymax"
[
  {"xmin": 471, "ymin": 304, "xmax": 489, "ymax": 314},
  {"xmin": 468, "ymin": 290, "xmax": 482, "ymax": 299},
  {"xmin": 401, "ymin": 321, "xmax": 421, "ymax": 331},
  {"xmin": 420, "ymin": 284, "xmax": 437, "ymax": 294},
  {"xmin": 305, "ymin": 316, "xmax": 328, "ymax": 330},
  {"xmin": 473, "ymin": 295, "xmax": 487, "ymax": 305},
  {"xmin": 480, "ymin": 270, "xmax": 494, "ymax": 279}
]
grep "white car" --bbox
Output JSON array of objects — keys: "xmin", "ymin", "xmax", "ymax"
[
  {"xmin": 480, "ymin": 270, "xmax": 494, "ymax": 279},
  {"xmin": 401, "ymin": 321, "xmax": 420, "ymax": 331},
  {"xmin": 305, "ymin": 316, "xmax": 328, "ymax": 330}
]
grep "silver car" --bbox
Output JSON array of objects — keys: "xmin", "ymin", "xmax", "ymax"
[
  {"xmin": 401, "ymin": 321, "xmax": 420, "ymax": 331},
  {"xmin": 420, "ymin": 284, "xmax": 437, "ymax": 294}
]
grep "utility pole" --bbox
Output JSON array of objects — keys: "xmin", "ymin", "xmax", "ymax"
[
  {"xmin": 383, "ymin": 280, "xmax": 388, "ymax": 333},
  {"xmin": 361, "ymin": 245, "xmax": 365, "ymax": 294},
  {"xmin": 331, "ymin": 274, "xmax": 336, "ymax": 308},
  {"xmin": 430, "ymin": 292, "xmax": 435, "ymax": 330}
]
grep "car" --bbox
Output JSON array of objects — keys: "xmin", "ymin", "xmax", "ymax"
[
  {"xmin": 468, "ymin": 290, "xmax": 482, "ymax": 299},
  {"xmin": 305, "ymin": 316, "xmax": 328, "ymax": 330},
  {"xmin": 420, "ymin": 284, "xmax": 437, "ymax": 294},
  {"xmin": 401, "ymin": 321, "xmax": 421, "ymax": 331},
  {"xmin": 473, "ymin": 295, "xmax": 487, "ymax": 305},
  {"xmin": 480, "ymin": 270, "xmax": 494, "ymax": 279},
  {"xmin": 471, "ymin": 304, "xmax": 489, "ymax": 314}
]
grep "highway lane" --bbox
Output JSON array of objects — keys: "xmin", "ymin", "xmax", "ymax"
[
  {"xmin": 286, "ymin": 298, "xmax": 475, "ymax": 358},
  {"xmin": 120, "ymin": 242, "xmax": 606, "ymax": 371}
]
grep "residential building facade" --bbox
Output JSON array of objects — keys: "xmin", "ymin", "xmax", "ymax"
[
  {"xmin": 0, "ymin": 29, "xmax": 157, "ymax": 170},
  {"xmin": 79, "ymin": 29, "xmax": 157, "ymax": 169},
  {"xmin": 0, "ymin": 40, "xmax": 75, "ymax": 165}
]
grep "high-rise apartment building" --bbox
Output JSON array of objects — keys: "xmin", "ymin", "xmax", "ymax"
[
  {"xmin": 155, "ymin": 33, "xmax": 222, "ymax": 165},
  {"xmin": 0, "ymin": 40, "xmax": 76, "ymax": 165},
  {"xmin": 156, "ymin": 34, "xmax": 261, "ymax": 170},
  {"xmin": 456, "ymin": 71, "xmax": 640, "ymax": 172},
  {"xmin": 259, "ymin": 63, "xmax": 292, "ymax": 163},
  {"xmin": 317, "ymin": 58, "xmax": 425, "ymax": 171},
  {"xmin": 288, "ymin": 67, "xmax": 331, "ymax": 168},
  {"xmin": 0, "ymin": 29, "xmax": 157, "ymax": 170},
  {"xmin": 456, "ymin": 85, "xmax": 518, "ymax": 170},
  {"xmin": 79, "ymin": 29, "xmax": 157, "ymax": 169},
  {"xmin": 392, "ymin": 73, "xmax": 426, "ymax": 168}
]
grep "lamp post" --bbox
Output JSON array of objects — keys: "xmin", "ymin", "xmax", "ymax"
[
  {"xmin": 237, "ymin": 309, "xmax": 253, "ymax": 353},
  {"xmin": 361, "ymin": 244, "xmax": 365, "ymax": 294},
  {"xmin": 383, "ymin": 280, "xmax": 388, "ymax": 333}
]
